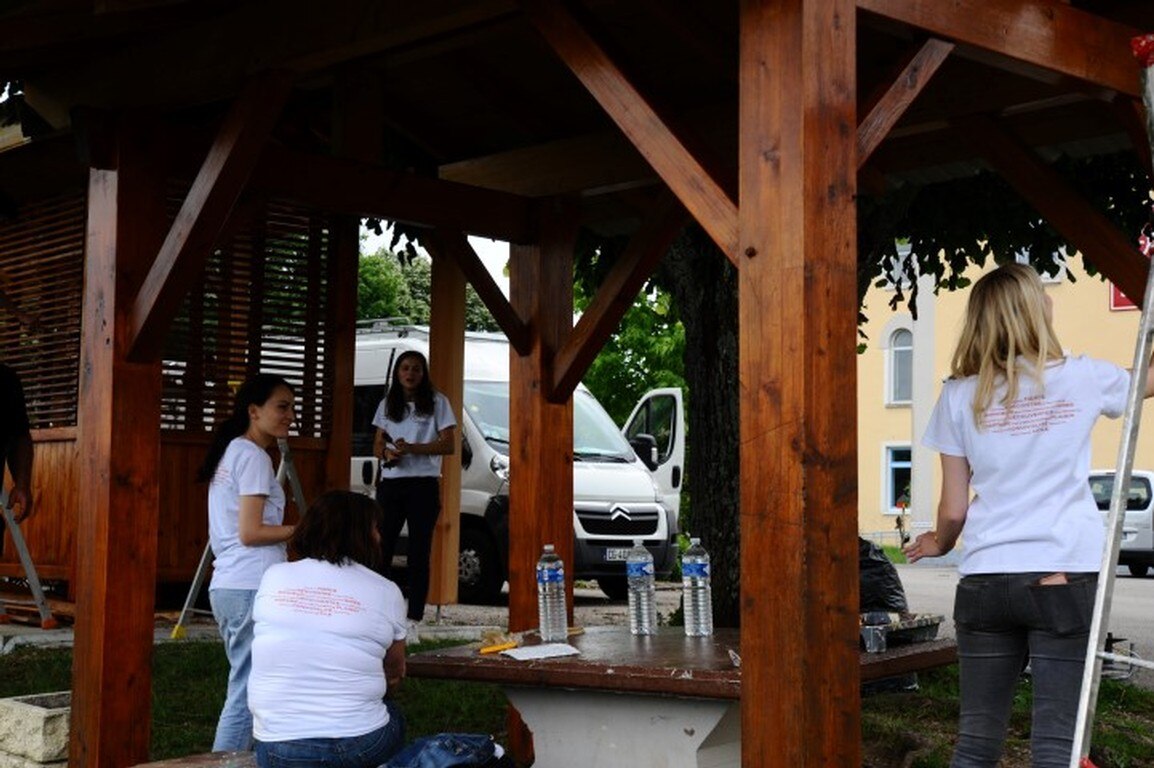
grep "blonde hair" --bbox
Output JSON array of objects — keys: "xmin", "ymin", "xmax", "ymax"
[{"xmin": 950, "ymin": 263, "xmax": 1064, "ymax": 427}]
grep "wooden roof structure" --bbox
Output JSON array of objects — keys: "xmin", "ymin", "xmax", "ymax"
[{"xmin": 2, "ymin": 1, "xmax": 1153, "ymax": 765}]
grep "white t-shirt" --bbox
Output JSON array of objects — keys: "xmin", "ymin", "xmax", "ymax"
[
  {"xmin": 207, "ymin": 437, "xmax": 287, "ymax": 590},
  {"xmin": 371, "ymin": 391, "xmax": 457, "ymax": 479},
  {"xmin": 249, "ymin": 558, "xmax": 408, "ymax": 742},
  {"xmin": 923, "ymin": 355, "xmax": 1129, "ymax": 576}
]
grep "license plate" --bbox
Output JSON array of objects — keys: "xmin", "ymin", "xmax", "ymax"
[{"xmin": 605, "ymin": 547, "xmax": 631, "ymax": 562}]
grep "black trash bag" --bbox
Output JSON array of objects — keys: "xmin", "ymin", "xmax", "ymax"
[{"xmin": 859, "ymin": 537, "xmax": 908, "ymax": 614}]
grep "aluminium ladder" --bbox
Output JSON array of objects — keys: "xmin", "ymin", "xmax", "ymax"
[
  {"xmin": 170, "ymin": 437, "xmax": 308, "ymax": 639},
  {"xmin": 1071, "ymin": 34, "xmax": 1154, "ymax": 768},
  {"xmin": 0, "ymin": 500, "xmax": 58, "ymax": 629}
]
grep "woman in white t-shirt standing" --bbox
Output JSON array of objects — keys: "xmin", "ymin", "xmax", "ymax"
[
  {"xmin": 904, "ymin": 263, "xmax": 1154, "ymax": 767},
  {"xmin": 372, "ymin": 350, "xmax": 456, "ymax": 639},
  {"xmin": 198, "ymin": 373, "xmax": 298, "ymax": 752},
  {"xmin": 250, "ymin": 490, "xmax": 407, "ymax": 768}
]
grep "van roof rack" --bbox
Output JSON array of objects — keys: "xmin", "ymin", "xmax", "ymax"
[{"xmin": 356, "ymin": 317, "xmax": 415, "ymax": 336}]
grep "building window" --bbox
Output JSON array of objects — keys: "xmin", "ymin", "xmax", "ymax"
[
  {"xmin": 886, "ymin": 445, "xmax": 912, "ymax": 513},
  {"xmin": 888, "ymin": 328, "xmax": 913, "ymax": 405}
]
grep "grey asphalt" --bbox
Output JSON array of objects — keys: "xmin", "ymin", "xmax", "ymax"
[{"xmin": 899, "ymin": 563, "xmax": 1154, "ymax": 688}]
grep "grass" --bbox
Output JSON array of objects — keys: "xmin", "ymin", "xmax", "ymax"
[
  {"xmin": 0, "ymin": 639, "xmax": 506, "ymax": 761},
  {"xmin": 882, "ymin": 544, "xmax": 907, "ymax": 564},
  {"xmin": 6, "ymin": 640, "xmax": 1154, "ymax": 766}
]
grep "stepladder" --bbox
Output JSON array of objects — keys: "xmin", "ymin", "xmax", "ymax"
[
  {"xmin": 1072, "ymin": 34, "xmax": 1154, "ymax": 768},
  {"xmin": 0, "ymin": 500, "xmax": 59, "ymax": 629},
  {"xmin": 170, "ymin": 437, "xmax": 308, "ymax": 639}
]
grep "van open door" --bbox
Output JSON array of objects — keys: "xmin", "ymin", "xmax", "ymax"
[{"xmin": 623, "ymin": 388, "xmax": 685, "ymax": 517}]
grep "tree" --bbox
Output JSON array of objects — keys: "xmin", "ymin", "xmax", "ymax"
[
  {"xmin": 578, "ymin": 150, "xmax": 1150, "ymax": 627},
  {"xmin": 575, "ymin": 284, "xmax": 685, "ymax": 426},
  {"xmin": 358, "ymin": 245, "xmax": 499, "ymax": 332}
]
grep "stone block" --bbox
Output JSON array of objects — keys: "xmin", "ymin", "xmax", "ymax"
[{"xmin": 0, "ymin": 691, "xmax": 70, "ymax": 763}]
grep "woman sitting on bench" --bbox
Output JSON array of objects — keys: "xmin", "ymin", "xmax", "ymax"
[{"xmin": 249, "ymin": 490, "xmax": 408, "ymax": 768}]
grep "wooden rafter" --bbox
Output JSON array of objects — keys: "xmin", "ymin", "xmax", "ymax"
[
  {"xmin": 858, "ymin": 0, "xmax": 1142, "ymax": 97},
  {"xmin": 423, "ymin": 229, "xmax": 530, "ymax": 355},
  {"xmin": 520, "ymin": 0, "xmax": 739, "ymax": 263},
  {"xmin": 858, "ymin": 38, "xmax": 954, "ymax": 167},
  {"xmin": 252, "ymin": 145, "xmax": 534, "ymax": 244},
  {"xmin": 127, "ymin": 70, "xmax": 293, "ymax": 361},
  {"xmin": 954, "ymin": 113, "xmax": 1148, "ymax": 303},
  {"xmin": 550, "ymin": 189, "xmax": 688, "ymax": 399}
]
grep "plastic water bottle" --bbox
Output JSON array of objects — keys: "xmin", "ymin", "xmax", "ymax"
[
  {"xmin": 536, "ymin": 544, "xmax": 568, "ymax": 642},
  {"xmin": 682, "ymin": 537, "xmax": 713, "ymax": 637},
  {"xmin": 626, "ymin": 539, "xmax": 657, "ymax": 635}
]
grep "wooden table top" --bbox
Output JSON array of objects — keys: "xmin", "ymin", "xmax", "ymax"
[{"xmin": 406, "ymin": 626, "xmax": 957, "ymax": 699}]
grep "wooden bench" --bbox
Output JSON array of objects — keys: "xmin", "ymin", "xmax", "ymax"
[{"xmin": 407, "ymin": 625, "xmax": 957, "ymax": 768}]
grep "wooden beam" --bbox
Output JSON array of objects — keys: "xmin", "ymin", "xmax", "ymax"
[
  {"xmin": 507, "ymin": 199, "xmax": 580, "ymax": 634},
  {"xmin": 252, "ymin": 145, "xmax": 535, "ymax": 244},
  {"xmin": 325, "ymin": 65, "xmax": 382, "ymax": 493},
  {"xmin": 1110, "ymin": 93, "xmax": 1154, "ymax": 181},
  {"xmin": 424, "ymin": 230, "xmax": 530, "ymax": 354},
  {"xmin": 858, "ymin": 38, "xmax": 954, "ymax": 168},
  {"xmin": 520, "ymin": 0, "xmax": 739, "ymax": 262},
  {"xmin": 127, "ymin": 70, "xmax": 293, "ymax": 361},
  {"xmin": 551, "ymin": 190, "xmax": 688, "ymax": 398},
  {"xmin": 857, "ymin": 0, "xmax": 1143, "ymax": 97},
  {"xmin": 427, "ymin": 250, "xmax": 467, "ymax": 608},
  {"xmin": 739, "ymin": 0, "xmax": 860, "ymax": 764},
  {"xmin": 954, "ymin": 113, "xmax": 1148, "ymax": 303},
  {"xmin": 19, "ymin": 0, "xmax": 518, "ymax": 127},
  {"xmin": 71, "ymin": 115, "xmax": 167, "ymax": 768}
]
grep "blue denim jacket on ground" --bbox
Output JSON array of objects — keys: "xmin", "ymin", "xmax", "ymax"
[{"xmin": 383, "ymin": 732, "xmax": 496, "ymax": 768}]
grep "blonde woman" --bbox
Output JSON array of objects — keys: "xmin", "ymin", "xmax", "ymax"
[{"xmin": 904, "ymin": 262, "xmax": 1154, "ymax": 767}]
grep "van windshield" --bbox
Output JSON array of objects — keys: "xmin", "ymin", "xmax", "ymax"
[{"xmin": 463, "ymin": 382, "xmax": 634, "ymax": 462}]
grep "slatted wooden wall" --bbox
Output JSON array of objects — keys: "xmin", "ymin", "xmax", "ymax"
[{"xmin": 0, "ymin": 192, "xmax": 336, "ymax": 587}]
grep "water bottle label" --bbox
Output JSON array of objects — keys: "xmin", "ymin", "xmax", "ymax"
[
  {"xmin": 537, "ymin": 566, "xmax": 564, "ymax": 584},
  {"xmin": 683, "ymin": 562, "xmax": 710, "ymax": 578},
  {"xmin": 626, "ymin": 561, "xmax": 654, "ymax": 578}
]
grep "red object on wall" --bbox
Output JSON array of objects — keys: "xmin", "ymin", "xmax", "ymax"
[{"xmin": 1111, "ymin": 284, "xmax": 1139, "ymax": 311}]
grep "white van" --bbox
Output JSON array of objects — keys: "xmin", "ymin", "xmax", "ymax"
[
  {"xmin": 351, "ymin": 320, "xmax": 685, "ymax": 602},
  {"xmin": 1090, "ymin": 470, "xmax": 1154, "ymax": 577}
]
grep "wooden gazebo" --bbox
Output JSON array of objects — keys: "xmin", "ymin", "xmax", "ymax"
[{"xmin": 1, "ymin": 2, "xmax": 1152, "ymax": 765}]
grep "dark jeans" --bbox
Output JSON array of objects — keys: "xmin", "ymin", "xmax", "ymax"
[
  {"xmin": 254, "ymin": 700, "xmax": 405, "ymax": 768},
  {"xmin": 951, "ymin": 571, "xmax": 1097, "ymax": 768},
  {"xmin": 377, "ymin": 476, "xmax": 441, "ymax": 621}
]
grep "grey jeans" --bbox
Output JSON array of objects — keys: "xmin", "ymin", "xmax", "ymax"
[{"xmin": 951, "ymin": 571, "xmax": 1097, "ymax": 768}]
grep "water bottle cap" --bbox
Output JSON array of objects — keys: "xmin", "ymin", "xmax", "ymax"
[
  {"xmin": 634, "ymin": 538, "xmax": 643, "ymax": 546},
  {"xmin": 543, "ymin": 544, "xmax": 555, "ymax": 553},
  {"xmin": 690, "ymin": 537, "xmax": 700, "ymax": 545}
]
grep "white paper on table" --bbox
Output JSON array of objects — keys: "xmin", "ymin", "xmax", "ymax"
[{"xmin": 501, "ymin": 643, "xmax": 580, "ymax": 660}]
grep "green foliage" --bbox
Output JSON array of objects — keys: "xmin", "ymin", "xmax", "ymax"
[
  {"xmin": 358, "ymin": 248, "xmax": 412, "ymax": 322},
  {"xmin": 578, "ymin": 289, "xmax": 685, "ymax": 425},
  {"xmin": 358, "ymin": 247, "xmax": 499, "ymax": 332},
  {"xmin": 857, "ymin": 151, "xmax": 1151, "ymax": 325}
]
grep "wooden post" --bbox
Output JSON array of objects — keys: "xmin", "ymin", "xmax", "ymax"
[
  {"xmin": 327, "ymin": 66, "xmax": 382, "ymax": 492},
  {"xmin": 737, "ymin": 1, "xmax": 859, "ymax": 765},
  {"xmin": 427, "ymin": 243, "xmax": 467, "ymax": 606},
  {"xmin": 71, "ymin": 115, "xmax": 166, "ymax": 768},
  {"xmin": 507, "ymin": 199, "xmax": 578, "ymax": 633}
]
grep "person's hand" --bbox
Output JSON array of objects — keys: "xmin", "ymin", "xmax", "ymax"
[
  {"xmin": 903, "ymin": 530, "xmax": 944, "ymax": 563},
  {"xmin": 8, "ymin": 486, "xmax": 32, "ymax": 523},
  {"xmin": 393, "ymin": 438, "xmax": 410, "ymax": 455}
]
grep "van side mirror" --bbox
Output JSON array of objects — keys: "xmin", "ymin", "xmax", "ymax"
[
  {"xmin": 461, "ymin": 436, "xmax": 473, "ymax": 470},
  {"xmin": 629, "ymin": 434, "xmax": 659, "ymax": 471}
]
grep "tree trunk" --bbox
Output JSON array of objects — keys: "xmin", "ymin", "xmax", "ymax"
[{"xmin": 658, "ymin": 225, "xmax": 741, "ymax": 626}]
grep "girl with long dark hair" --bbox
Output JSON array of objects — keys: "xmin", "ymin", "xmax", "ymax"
[
  {"xmin": 249, "ymin": 490, "xmax": 407, "ymax": 768},
  {"xmin": 372, "ymin": 350, "xmax": 456, "ymax": 641},
  {"xmin": 198, "ymin": 373, "xmax": 297, "ymax": 752}
]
